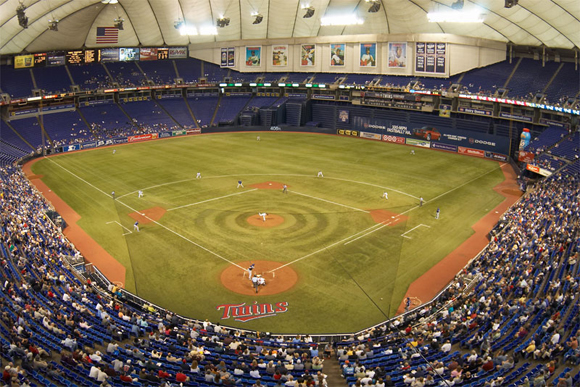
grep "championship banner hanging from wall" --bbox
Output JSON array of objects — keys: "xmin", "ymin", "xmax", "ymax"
[
  {"xmin": 360, "ymin": 43, "xmax": 376, "ymax": 67},
  {"xmin": 227, "ymin": 48, "xmax": 235, "ymax": 67},
  {"xmin": 272, "ymin": 45, "xmax": 288, "ymax": 66},
  {"xmin": 301, "ymin": 44, "xmax": 316, "ymax": 66},
  {"xmin": 220, "ymin": 48, "xmax": 228, "ymax": 67},
  {"xmin": 416, "ymin": 42, "xmax": 445, "ymax": 74},
  {"xmin": 246, "ymin": 47, "xmax": 261, "ymax": 67},
  {"xmin": 330, "ymin": 44, "xmax": 345, "ymax": 66},
  {"xmin": 388, "ymin": 42, "xmax": 407, "ymax": 68}
]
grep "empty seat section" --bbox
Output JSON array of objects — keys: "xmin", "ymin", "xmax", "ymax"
[
  {"xmin": 40, "ymin": 111, "xmax": 89, "ymax": 145},
  {"xmin": 106, "ymin": 62, "xmax": 146, "ymax": 87},
  {"xmin": 121, "ymin": 100, "xmax": 176, "ymax": 129},
  {"xmin": 187, "ymin": 97, "xmax": 218, "ymax": 127},
  {"xmin": 214, "ymin": 96, "xmax": 251, "ymax": 123},
  {"xmin": 175, "ymin": 58, "xmax": 202, "ymax": 83},
  {"xmin": 34, "ymin": 66, "xmax": 71, "ymax": 94},
  {"xmin": 139, "ymin": 60, "xmax": 176, "ymax": 85},
  {"xmin": 8, "ymin": 117, "xmax": 43, "ymax": 148},
  {"xmin": 0, "ymin": 66, "xmax": 34, "ymax": 98},
  {"xmin": 156, "ymin": 98, "xmax": 195, "ymax": 127},
  {"xmin": 68, "ymin": 63, "xmax": 110, "ymax": 90}
]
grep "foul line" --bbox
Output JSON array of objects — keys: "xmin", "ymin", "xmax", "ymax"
[
  {"xmin": 291, "ymin": 190, "xmax": 369, "ymax": 213},
  {"xmin": 45, "ymin": 157, "xmax": 245, "ymax": 270},
  {"xmin": 106, "ymin": 221, "xmax": 132, "ymax": 235},
  {"xmin": 429, "ymin": 164, "xmax": 505, "ymax": 203},
  {"xmin": 167, "ymin": 189, "xmax": 258, "ymax": 211},
  {"xmin": 401, "ymin": 224, "xmax": 431, "ymax": 239}
]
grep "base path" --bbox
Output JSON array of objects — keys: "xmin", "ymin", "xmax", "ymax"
[
  {"xmin": 128, "ymin": 207, "xmax": 166, "ymax": 224},
  {"xmin": 23, "ymin": 159, "xmax": 126, "ymax": 287},
  {"xmin": 221, "ymin": 261, "xmax": 298, "ymax": 296},
  {"xmin": 250, "ymin": 181, "xmax": 288, "ymax": 190},
  {"xmin": 369, "ymin": 209, "xmax": 408, "ymax": 226},
  {"xmin": 396, "ymin": 162, "xmax": 522, "ymax": 313}
]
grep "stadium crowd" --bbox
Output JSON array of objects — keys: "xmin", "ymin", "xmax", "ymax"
[{"xmin": 0, "ymin": 139, "xmax": 578, "ymax": 387}]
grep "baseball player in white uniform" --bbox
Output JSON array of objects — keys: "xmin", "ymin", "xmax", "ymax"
[
  {"xmin": 196, "ymin": 172, "xmax": 201, "ymax": 179},
  {"xmin": 317, "ymin": 171, "xmax": 324, "ymax": 178},
  {"xmin": 382, "ymin": 192, "xmax": 389, "ymax": 200},
  {"xmin": 138, "ymin": 190, "xmax": 143, "ymax": 198},
  {"xmin": 133, "ymin": 221, "xmax": 139, "ymax": 232},
  {"xmin": 258, "ymin": 212, "xmax": 267, "ymax": 222}
]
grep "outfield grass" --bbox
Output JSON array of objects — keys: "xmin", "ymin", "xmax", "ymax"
[{"xmin": 32, "ymin": 132, "xmax": 506, "ymax": 333}]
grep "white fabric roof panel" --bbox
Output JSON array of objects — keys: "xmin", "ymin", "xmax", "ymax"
[{"xmin": 0, "ymin": 0, "xmax": 579, "ymax": 55}]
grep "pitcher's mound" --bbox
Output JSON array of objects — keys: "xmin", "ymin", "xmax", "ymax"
[
  {"xmin": 128, "ymin": 207, "xmax": 166, "ymax": 224},
  {"xmin": 221, "ymin": 261, "xmax": 298, "ymax": 296},
  {"xmin": 247, "ymin": 214, "xmax": 284, "ymax": 228}
]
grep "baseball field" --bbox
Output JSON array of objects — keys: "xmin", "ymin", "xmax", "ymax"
[{"xmin": 30, "ymin": 132, "xmax": 507, "ymax": 334}]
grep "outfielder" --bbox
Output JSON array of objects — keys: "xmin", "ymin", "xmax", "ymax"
[
  {"xmin": 382, "ymin": 192, "xmax": 389, "ymax": 200},
  {"xmin": 196, "ymin": 172, "xmax": 201, "ymax": 179},
  {"xmin": 138, "ymin": 190, "xmax": 143, "ymax": 198},
  {"xmin": 317, "ymin": 171, "xmax": 324, "ymax": 178}
]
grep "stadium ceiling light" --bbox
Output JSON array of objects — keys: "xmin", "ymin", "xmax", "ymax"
[
  {"xmin": 114, "ymin": 17, "xmax": 124, "ymax": 30},
  {"xmin": 427, "ymin": 10, "xmax": 484, "ymax": 23},
  {"xmin": 366, "ymin": 0, "xmax": 381, "ymax": 13},
  {"xmin": 199, "ymin": 25, "xmax": 218, "ymax": 35},
  {"xmin": 320, "ymin": 15, "xmax": 363, "ymax": 26},
  {"xmin": 252, "ymin": 12, "xmax": 263, "ymax": 25},
  {"xmin": 178, "ymin": 24, "xmax": 198, "ymax": 35},
  {"xmin": 101, "ymin": 0, "xmax": 119, "ymax": 3},
  {"xmin": 16, "ymin": 3, "xmax": 28, "ymax": 29},
  {"xmin": 302, "ymin": 6, "xmax": 315, "ymax": 18},
  {"xmin": 216, "ymin": 17, "xmax": 230, "ymax": 27},
  {"xmin": 48, "ymin": 19, "xmax": 59, "ymax": 31}
]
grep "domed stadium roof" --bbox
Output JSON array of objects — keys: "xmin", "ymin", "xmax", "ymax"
[{"xmin": 0, "ymin": 0, "xmax": 579, "ymax": 55}]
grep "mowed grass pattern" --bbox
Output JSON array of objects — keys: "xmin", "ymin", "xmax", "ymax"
[{"xmin": 32, "ymin": 132, "xmax": 505, "ymax": 333}]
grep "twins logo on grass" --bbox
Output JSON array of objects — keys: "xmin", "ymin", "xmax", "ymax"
[{"xmin": 217, "ymin": 301, "xmax": 288, "ymax": 322}]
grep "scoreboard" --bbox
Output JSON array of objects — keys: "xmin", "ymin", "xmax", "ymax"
[
  {"xmin": 66, "ymin": 49, "xmax": 98, "ymax": 64},
  {"xmin": 157, "ymin": 48, "xmax": 169, "ymax": 60},
  {"xmin": 34, "ymin": 53, "xmax": 47, "ymax": 66}
]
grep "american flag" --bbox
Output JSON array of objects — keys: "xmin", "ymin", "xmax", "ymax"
[{"xmin": 96, "ymin": 27, "xmax": 118, "ymax": 44}]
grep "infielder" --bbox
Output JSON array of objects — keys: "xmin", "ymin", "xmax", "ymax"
[
  {"xmin": 133, "ymin": 221, "xmax": 139, "ymax": 232},
  {"xmin": 317, "ymin": 171, "xmax": 324, "ymax": 178},
  {"xmin": 419, "ymin": 197, "xmax": 424, "ymax": 207},
  {"xmin": 382, "ymin": 192, "xmax": 389, "ymax": 200},
  {"xmin": 436, "ymin": 207, "xmax": 440, "ymax": 219},
  {"xmin": 283, "ymin": 184, "xmax": 288, "ymax": 194},
  {"xmin": 111, "ymin": 191, "xmax": 115, "ymax": 199},
  {"xmin": 237, "ymin": 180, "xmax": 244, "ymax": 188},
  {"xmin": 196, "ymin": 172, "xmax": 201, "ymax": 179},
  {"xmin": 258, "ymin": 212, "xmax": 267, "ymax": 222},
  {"xmin": 138, "ymin": 190, "xmax": 143, "ymax": 198}
]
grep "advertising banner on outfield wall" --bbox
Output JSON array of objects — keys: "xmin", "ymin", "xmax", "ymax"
[
  {"xmin": 337, "ymin": 129, "xmax": 358, "ymax": 137},
  {"xmin": 360, "ymin": 131, "xmax": 382, "ymax": 140},
  {"xmin": 406, "ymin": 138, "xmax": 430, "ymax": 148},
  {"xmin": 382, "ymin": 134, "xmax": 406, "ymax": 144},
  {"xmin": 458, "ymin": 147, "xmax": 485, "ymax": 158},
  {"xmin": 485, "ymin": 151, "xmax": 508, "ymax": 162},
  {"xmin": 431, "ymin": 142, "xmax": 457, "ymax": 152},
  {"xmin": 62, "ymin": 144, "xmax": 81, "ymax": 152},
  {"xmin": 352, "ymin": 116, "xmax": 509, "ymax": 154},
  {"xmin": 82, "ymin": 142, "xmax": 97, "ymax": 149}
]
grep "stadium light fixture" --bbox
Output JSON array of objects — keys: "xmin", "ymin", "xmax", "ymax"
[
  {"xmin": 16, "ymin": 4, "xmax": 28, "ymax": 29},
  {"xmin": 505, "ymin": 0, "xmax": 518, "ymax": 8},
  {"xmin": 451, "ymin": 0, "xmax": 464, "ymax": 10},
  {"xmin": 178, "ymin": 24, "xmax": 198, "ymax": 35},
  {"xmin": 101, "ymin": 0, "xmax": 119, "ymax": 3},
  {"xmin": 216, "ymin": 17, "xmax": 230, "ymax": 27},
  {"xmin": 48, "ymin": 19, "xmax": 59, "ymax": 31},
  {"xmin": 427, "ymin": 10, "xmax": 484, "ymax": 23},
  {"xmin": 114, "ymin": 17, "xmax": 124, "ymax": 30},
  {"xmin": 174, "ymin": 19, "xmax": 184, "ymax": 29},
  {"xmin": 302, "ymin": 6, "xmax": 315, "ymax": 18},
  {"xmin": 366, "ymin": 0, "xmax": 381, "ymax": 13},
  {"xmin": 199, "ymin": 25, "xmax": 218, "ymax": 35},
  {"xmin": 252, "ymin": 12, "xmax": 263, "ymax": 25},
  {"xmin": 320, "ymin": 15, "xmax": 363, "ymax": 26}
]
